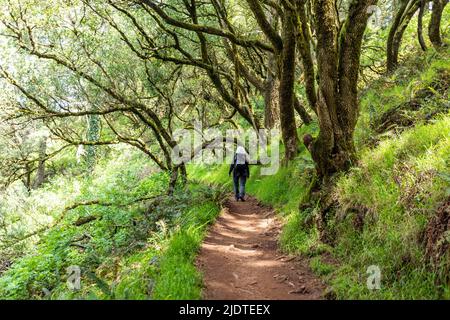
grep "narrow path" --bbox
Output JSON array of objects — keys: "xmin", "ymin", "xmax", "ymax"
[{"xmin": 196, "ymin": 196, "xmax": 326, "ymax": 300}]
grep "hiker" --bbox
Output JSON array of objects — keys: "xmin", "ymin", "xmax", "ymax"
[{"xmin": 229, "ymin": 145, "xmax": 250, "ymax": 201}]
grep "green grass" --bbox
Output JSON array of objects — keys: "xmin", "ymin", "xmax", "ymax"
[
  {"xmin": 152, "ymin": 201, "xmax": 220, "ymax": 300},
  {"xmin": 191, "ymin": 123, "xmax": 318, "ymax": 212},
  {"xmin": 310, "ymin": 257, "xmax": 334, "ymax": 276}
]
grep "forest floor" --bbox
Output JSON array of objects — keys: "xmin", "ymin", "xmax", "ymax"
[{"xmin": 196, "ymin": 196, "xmax": 326, "ymax": 300}]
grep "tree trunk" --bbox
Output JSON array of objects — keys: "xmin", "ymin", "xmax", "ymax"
[
  {"xmin": 310, "ymin": 0, "xmax": 342, "ymax": 177},
  {"xmin": 418, "ymin": 0, "xmax": 427, "ymax": 51},
  {"xmin": 387, "ymin": 0, "xmax": 409, "ymax": 73},
  {"xmin": 294, "ymin": 97, "xmax": 312, "ymax": 125},
  {"xmin": 296, "ymin": 0, "xmax": 317, "ymax": 114},
  {"xmin": 86, "ymin": 111, "xmax": 100, "ymax": 173},
  {"xmin": 33, "ymin": 137, "xmax": 47, "ymax": 189},
  {"xmin": 179, "ymin": 164, "xmax": 187, "ymax": 186},
  {"xmin": 391, "ymin": 2, "xmax": 421, "ymax": 67},
  {"xmin": 303, "ymin": 0, "xmax": 377, "ymax": 244},
  {"xmin": 279, "ymin": 6, "xmax": 299, "ymax": 162},
  {"xmin": 24, "ymin": 162, "xmax": 32, "ymax": 192},
  {"xmin": 264, "ymin": 54, "xmax": 280, "ymax": 129},
  {"xmin": 168, "ymin": 167, "xmax": 179, "ymax": 195},
  {"xmin": 246, "ymin": 0, "xmax": 311, "ymax": 154},
  {"xmin": 429, "ymin": 0, "xmax": 447, "ymax": 48},
  {"xmin": 309, "ymin": 0, "xmax": 376, "ymax": 178}
]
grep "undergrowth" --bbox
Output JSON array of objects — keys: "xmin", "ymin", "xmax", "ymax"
[{"xmin": 0, "ymin": 147, "xmax": 225, "ymax": 300}]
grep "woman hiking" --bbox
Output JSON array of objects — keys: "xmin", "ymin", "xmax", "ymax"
[{"xmin": 229, "ymin": 145, "xmax": 250, "ymax": 201}]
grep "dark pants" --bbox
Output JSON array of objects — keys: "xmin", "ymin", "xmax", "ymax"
[{"xmin": 233, "ymin": 175, "xmax": 247, "ymax": 199}]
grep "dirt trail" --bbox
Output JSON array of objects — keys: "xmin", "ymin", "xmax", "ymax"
[{"xmin": 196, "ymin": 196, "xmax": 326, "ymax": 300}]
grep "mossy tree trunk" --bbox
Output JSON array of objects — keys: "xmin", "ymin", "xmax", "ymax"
[
  {"xmin": 391, "ymin": 1, "xmax": 421, "ymax": 67},
  {"xmin": 295, "ymin": 0, "xmax": 317, "ymax": 114},
  {"xmin": 246, "ymin": 0, "xmax": 312, "ymax": 162},
  {"xmin": 386, "ymin": 0, "xmax": 415, "ymax": 73},
  {"xmin": 264, "ymin": 54, "xmax": 281, "ymax": 129},
  {"xmin": 417, "ymin": 0, "xmax": 428, "ymax": 51},
  {"xmin": 429, "ymin": 0, "xmax": 448, "ymax": 48},
  {"xmin": 33, "ymin": 137, "xmax": 47, "ymax": 189},
  {"xmin": 279, "ymin": 4, "xmax": 300, "ymax": 162},
  {"xmin": 306, "ymin": 0, "xmax": 376, "ymax": 178}
]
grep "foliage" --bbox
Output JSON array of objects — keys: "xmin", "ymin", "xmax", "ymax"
[{"xmin": 0, "ymin": 146, "xmax": 223, "ymax": 300}]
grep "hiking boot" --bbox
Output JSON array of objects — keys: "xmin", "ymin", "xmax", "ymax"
[{"xmin": 240, "ymin": 196, "xmax": 245, "ymax": 202}]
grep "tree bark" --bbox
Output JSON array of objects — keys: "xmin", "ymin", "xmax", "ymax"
[
  {"xmin": 387, "ymin": 0, "xmax": 409, "ymax": 73},
  {"xmin": 179, "ymin": 163, "xmax": 187, "ymax": 186},
  {"xmin": 309, "ymin": 0, "xmax": 376, "ymax": 178},
  {"xmin": 294, "ymin": 97, "xmax": 312, "ymax": 124},
  {"xmin": 429, "ymin": 0, "xmax": 447, "ymax": 48},
  {"xmin": 391, "ymin": 1, "xmax": 421, "ymax": 68},
  {"xmin": 279, "ymin": 6, "xmax": 299, "ymax": 162},
  {"xmin": 296, "ymin": 0, "xmax": 317, "ymax": 114},
  {"xmin": 33, "ymin": 137, "xmax": 47, "ymax": 189},
  {"xmin": 168, "ymin": 167, "xmax": 179, "ymax": 195},
  {"xmin": 24, "ymin": 162, "xmax": 32, "ymax": 192},
  {"xmin": 417, "ymin": 0, "xmax": 427, "ymax": 51},
  {"xmin": 264, "ymin": 54, "xmax": 280, "ymax": 129},
  {"xmin": 246, "ymin": 0, "xmax": 311, "ymax": 148}
]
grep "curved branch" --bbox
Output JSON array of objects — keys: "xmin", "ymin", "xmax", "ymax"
[
  {"xmin": 140, "ymin": 0, "xmax": 274, "ymax": 52},
  {"xmin": 245, "ymin": 0, "xmax": 283, "ymax": 52}
]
